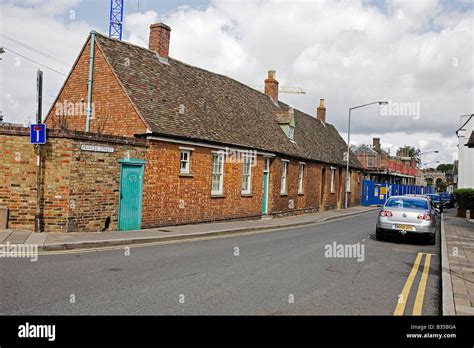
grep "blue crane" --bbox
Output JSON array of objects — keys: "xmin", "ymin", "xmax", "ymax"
[{"xmin": 109, "ymin": 0, "xmax": 124, "ymax": 40}]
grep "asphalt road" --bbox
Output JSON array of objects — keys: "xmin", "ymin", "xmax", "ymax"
[{"xmin": 0, "ymin": 210, "xmax": 441, "ymax": 315}]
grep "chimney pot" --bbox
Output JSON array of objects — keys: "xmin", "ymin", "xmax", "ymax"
[
  {"xmin": 264, "ymin": 70, "xmax": 279, "ymax": 103},
  {"xmin": 149, "ymin": 23, "xmax": 171, "ymax": 58},
  {"xmin": 373, "ymin": 137, "xmax": 381, "ymax": 150},
  {"xmin": 316, "ymin": 98, "xmax": 326, "ymax": 123}
]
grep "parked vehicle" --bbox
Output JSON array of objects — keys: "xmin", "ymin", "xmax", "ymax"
[
  {"xmin": 425, "ymin": 193, "xmax": 443, "ymax": 213},
  {"xmin": 376, "ymin": 195, "xmax": 436, "ymax": 244},
  {"xmin": 439, "ymin": 192, "xmax": 455, "ymax": 208}
]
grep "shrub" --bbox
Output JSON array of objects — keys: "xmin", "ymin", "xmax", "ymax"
[{"xmin": 454, "ymin": 188, "xmax": 474, "ymax": 210}]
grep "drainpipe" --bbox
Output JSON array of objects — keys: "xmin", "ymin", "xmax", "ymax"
[{"xmin": 86, "ymin": 31, "xmax": 96, "ymax": 132}]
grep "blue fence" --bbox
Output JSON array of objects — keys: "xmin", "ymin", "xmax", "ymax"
[{"xmin": 361, "ymin": 179, "xmax": 435, "ymax": 206}]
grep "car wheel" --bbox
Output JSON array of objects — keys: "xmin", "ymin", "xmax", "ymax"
[
  {"xmin": 376, "ymin": 227, "xmax": 385, "ymax": 241},
  {"xmin": 427, "ymin": 234, "xmax": 435, "ymax": 245}
]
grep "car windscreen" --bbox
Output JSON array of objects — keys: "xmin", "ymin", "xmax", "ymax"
[
  {"xmin": 427, "ymin": 195, "xmax": 441, "ymax": 202},
  {"xmin": 439, "ymin": 193, "xmax": 451, "ymax": 199},
  {"xmin": 385, "ymin": 198, "xmax": 429, "ymax": 210}
]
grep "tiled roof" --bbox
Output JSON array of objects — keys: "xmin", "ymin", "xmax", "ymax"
[{"xmin": 95, "ymin": 33, "xmax": 362, "ymax": 168}]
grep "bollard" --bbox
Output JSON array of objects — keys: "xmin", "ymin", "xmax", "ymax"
[{"xmin": 467, "ymin": 210, "xmax": 471, "ymax": 220}]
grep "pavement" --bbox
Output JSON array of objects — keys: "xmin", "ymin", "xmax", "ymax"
[
  {"xmin": 0, "ymin": 209, "xmax": 440, "ymax": 315},
  {"xmin": 442, "ymin": 209, "xmax": 474, "ymax": 315},
  {"xmin": 0, "ymin": 205, "xmax": 378, "ymax": 251}
]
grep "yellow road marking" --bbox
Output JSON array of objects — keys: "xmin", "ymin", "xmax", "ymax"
[
  {"xmin": 393, "ymin": 252, "xmax": 423, "ymax": 316},
  {"xmin": 412, "ymin": 253, "xmax": 432, "ymax": 315}
]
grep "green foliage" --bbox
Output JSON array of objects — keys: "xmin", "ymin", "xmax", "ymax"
[
  {"xmin": 454, "ymin": 188, "xmax": 474, "ymax": 210},
  {"xmin": 436, "ymin": 163, "xmax": 454, "ymax": 172}
]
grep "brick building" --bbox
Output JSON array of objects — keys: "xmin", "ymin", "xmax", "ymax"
[
  {"xmin": 1, "ymin": 23, "xmax": 363, "ymax": 232},
  {"xmin": 354, "ymin": 138, "xmax": 419, "ymax": 185}
]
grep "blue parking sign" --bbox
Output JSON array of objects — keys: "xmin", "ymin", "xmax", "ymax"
[{"xmin": 30, "ymin": 124, "xmax": 46, "ymax": 144}]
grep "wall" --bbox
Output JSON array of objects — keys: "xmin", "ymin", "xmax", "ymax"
[
  {"xmin": 44, "ymin": 38, "xmax": 148, "ymax": 137},
  {"xmin": 141, "ymin": 141, "xmax": 264, "ymax": 228},
  {"xmin": 0, "ymin": 126, "xmax": 147, "ymax": 232}
]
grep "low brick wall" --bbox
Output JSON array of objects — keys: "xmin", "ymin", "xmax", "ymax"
[{"xmin": 0, "ymin": 126, "xmax": 147, "ymax": 232}]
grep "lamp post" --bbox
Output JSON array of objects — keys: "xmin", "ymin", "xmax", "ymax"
[
  {"xmin": 420, "ymin": 150, "xmax": 439, "ymax": 155},
  {"xmin": 345, "ymin": 101, "xmax": 388, "ymax": 209}
]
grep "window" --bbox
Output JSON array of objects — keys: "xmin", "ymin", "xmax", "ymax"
[
  {"xmin": 180, "ymin": 150, "xmax": 190, "ymax": 174},
  {"xmin": 281, "ymin": 161, "xmax": 288, "ymax": 194},
  {"xmin": 330, "ymin": 167, "xmax": 336, "ymax": 193},
  {"xmin": 211, "ymin": 154, "xmax": 224, "ymax": 195},
  {"xmin": 367, "ymin": 156, "xmax": 374, "ymax": 167},
  {"xmin": 298, "ymin": 163, "xmax": 304, "ymax": 194},
  {"xmin": 288, "ymin": 126, "xmax": 295, "ymax": 140},
  {"xmin": 241, "ymin": 155, "xmax": 252, "ymax": 194}
]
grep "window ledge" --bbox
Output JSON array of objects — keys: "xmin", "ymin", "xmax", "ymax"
[
  {"xmin": 298, "ymin": 192, "xmax": 304, "ymax": 196},
  {"xmin": 211, "ymin": 194, "xmax": 226, "ymax": 198},
  {"xmin": 280, "ymin": 193, "xmax": 288, "ymax": 196},
  {"xmin": 241, "ymin": 193, "xmax": 253, "ymax": 197},
  {"xmin": 179, "ymin": 173, "xmax": 194, "ymax": 177}
]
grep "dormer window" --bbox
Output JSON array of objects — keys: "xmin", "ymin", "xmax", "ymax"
[{"xmin": 288, "ymin": 125, "xmax": 295, "ymax": 140}]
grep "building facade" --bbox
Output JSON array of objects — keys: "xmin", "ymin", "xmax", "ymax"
[
  {"xmin": 354, "ymin": 138, "xmax": 418, "ymax": 185},
  {"xmin": 457, "ymin": 115, "xmax": 474, "ymax": 189},
  {"xmin": 0, "ymin": 23, "xmax": 363, "ymax": 232}
]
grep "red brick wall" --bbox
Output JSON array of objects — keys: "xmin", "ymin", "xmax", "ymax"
[
  {"xmin": 44, "ymin": 38, "xmax": 147, "ymax": 137},
  {"xmin": 142, "ymin": 141, "xmax": 265, "ymax": 227},
  {"xmin": 0, "ymin": 127, "xmax": 147, "ymax": 232}
]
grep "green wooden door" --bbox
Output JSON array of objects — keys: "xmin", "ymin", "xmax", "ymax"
[{"xmin": 118, "ymin": 159, "xmax": 145, "ymax": 231}]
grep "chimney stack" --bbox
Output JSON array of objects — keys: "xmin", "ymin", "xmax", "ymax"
[
  {"xmin": 264, "ymin": 70, "xmax": 279, "ymax": 103},
  {"xmin": 316, "ymin": 99, "xmax": 326, "ymax": 123},
  {"xmin": 149, "ymin": 23, "xmax": 171, "ymax": 58},
  {"xmin": 373, "ymin": 137, "xmax": 381, "ymax": 150}
]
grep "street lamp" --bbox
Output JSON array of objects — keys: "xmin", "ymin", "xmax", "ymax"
[
  {"xmin": 345, "ymin": 101, "xmax": 388, "ymax": 209},
  {"xmin": 420, "ymin": 150, "xmax": 439, "ymax": 155},
  {"xmin": 422, "ymin": 160, "xmax": 440, "ymax": 168}
]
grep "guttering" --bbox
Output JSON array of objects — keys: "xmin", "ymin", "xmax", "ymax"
[{"xmin": 85, "ymin": 31, "xmax": 96, "ymax": 132}]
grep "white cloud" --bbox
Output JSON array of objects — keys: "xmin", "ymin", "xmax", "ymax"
[
  {"xmin": 1, "ymin": 0, "xmax": 472, "ymax": 166},
  {"xmin": 0, "ymin": 0, "xmax": 91, "ymax": 124}
]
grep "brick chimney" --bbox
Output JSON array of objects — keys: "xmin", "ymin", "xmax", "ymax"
[
  {"xmin": 264, "ymin": 70, "xmax": 279, "ymax": 103},
  {"xmin": 373, "ymin": 137, "xmax": 381, "ymax": 150},
  {"xmin": 316, "ymin": 99, "xmax": 326, "ymax": 123},
  {"xmin": 149, "ymin": 23, "xmax": 171, "ymax": 58}
]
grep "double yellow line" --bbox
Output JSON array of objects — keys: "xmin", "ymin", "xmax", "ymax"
[{"xmin": 394, "ymin": 252, "xmax": 432, "ymax": 316}]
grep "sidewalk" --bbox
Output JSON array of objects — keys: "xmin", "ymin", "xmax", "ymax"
[
  {"xmin": 442, "ymin": 209, "xmax": 474, "ymax": 315},
  {"xmin": 0, "ymin": 206, "xmax": 378, "ymax": 252}
]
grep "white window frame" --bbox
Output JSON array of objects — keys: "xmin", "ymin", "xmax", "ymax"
[
  {"xmin": 288, "ymin": 125, "xmax": 295, "ymax": 140},
  {"xmin": 211, "ymin": 153, "xmax": 224, "ymax": 195},
  {"xmin": 241, "ymin": 155, "xmax": 252, "ymax": 194},
  {"xmin": 298, "ymin": 163, "xmax": 304, "ymax": 194},
  {"xmin": 281, "ymin": 160, "xmax": 288, "ymax": 194},
  {"xmin": 330, "ymin": 167, "xmax": 336, "ymax": 193},
  {"xmin": 180, "ymin": 150, "xmax": 191, "ymax": 174}
]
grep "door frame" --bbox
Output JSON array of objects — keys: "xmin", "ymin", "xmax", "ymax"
[
  {"xmin": 262, "ymin": 158, "xmax": 270, "ymax": 215},
  {"xmin": 118, "ymin": 158, "xmax": 147, "ymax": 231}
]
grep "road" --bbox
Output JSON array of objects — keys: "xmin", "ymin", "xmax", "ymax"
[{"xmin": 0, "ymin": 210, "xmax": 441, "ymax": 315}]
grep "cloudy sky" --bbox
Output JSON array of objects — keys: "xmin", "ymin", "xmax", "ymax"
[{"xmin": 0, "ymin": 0, "xmax": 472, "ymax": 166}]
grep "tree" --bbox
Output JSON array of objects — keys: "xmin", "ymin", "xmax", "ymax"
[
  {"xmin": 397, "ymin": 146, "xmax": 421, "ymax": 165},
  {"xmin": 436, "ymin": 163, "xmax": 453, "ymax": 172}
]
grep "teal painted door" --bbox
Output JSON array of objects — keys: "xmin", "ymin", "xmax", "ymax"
[
  {"xmin": 118, "ymin": 163, "xmax": 144, "ymax": 231},
  {"xmin": 262, "ymin": 158, "xmax": 270, "ymax": 214}
]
